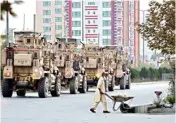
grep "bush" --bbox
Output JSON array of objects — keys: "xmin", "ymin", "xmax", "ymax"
[
  {"xmin": 130, "ymin": 67, "xmax": 172, "ymax": 82},
  {"xmin": 166, "ymin": 96, "xmax": 175, "ymax": 105},
  {"xmin": 130, "ymin": 68, "xmax": 139, "ymax": 81}
]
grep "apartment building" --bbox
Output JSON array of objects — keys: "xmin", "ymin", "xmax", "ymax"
[{"xmin": 36, "ymin": 0, "xmax": 140, "ymax": 66}]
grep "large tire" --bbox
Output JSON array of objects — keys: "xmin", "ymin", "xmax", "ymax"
[
  {"xmin": 51, "ymin": 76, "xmax": 61, "ymax": 97},
  {"xmin": 69, "ymin": 77, "xmax": 79, "ymax": 94},
  {"xmin": 38, "ymin": 77, "xmax": 49, "ymax": 98},
  {"xmin": 126, "ymin": 75, "xmax": 131, "ymax": 89},
  {"xmin": 108, "ymin": 76, "xmax": 115, "ymax": 91},
  {"xmin": 16, "ymin": 90, "xmax": 26, "ymax": 97},
  {"xmin": 87, "ymin": 86, "xmax": 89, "ymax": 92},
  {"xmin": 1, "ymin": 79, "xmax": 13, "ymax": 97},
  {"xmin": 120, "ymin": 76, "xmax": 125, "ymax": 90},
  {"xmin": 79, "ymin": 76, "xmax": 87, "ymax": 93}
]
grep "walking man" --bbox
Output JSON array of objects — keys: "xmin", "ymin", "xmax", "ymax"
[{"xmin": 90, "ymin": 70, "xmax": 110, "ymax": 113}]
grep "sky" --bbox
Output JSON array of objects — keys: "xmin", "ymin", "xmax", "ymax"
[{"xmin": 0, "ymin": 0, "xmax": 153, "ymax": 59}]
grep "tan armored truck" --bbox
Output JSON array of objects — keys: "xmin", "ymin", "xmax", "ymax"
[
  {"xmin": 102, "ymin": 46, "xmax": 118, "ymax": 91},
  {"xmin": 115, "ymin": 46, "xmax": 131, "ymax": 89},
  {"xmin": 1, "ymin": 31, "xmax": 61, "ymax": 98},
  {"xmin": 84, "ymin": 44, "xmax": 104, "ymax": 91},
  {"xmin": 54, "ymin": 38, "xmax": 87, "ymax": 94}
]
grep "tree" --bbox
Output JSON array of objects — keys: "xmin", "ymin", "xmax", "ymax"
[
  {"xmin": 1, "ymin": 0, "xmax": 23, "ymax": 20},
  {"xmin": 138, "ymin": 0, "xmax": 175, "ymax": 54}
]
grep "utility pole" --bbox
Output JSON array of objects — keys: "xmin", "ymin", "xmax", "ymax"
[
  {"xmin": 6, "ymin": 0, "xmax": 9, "ymax": 47},
  {"xmin": 140, "ymin": 10, "xmax": 146, "ymax": 63}
]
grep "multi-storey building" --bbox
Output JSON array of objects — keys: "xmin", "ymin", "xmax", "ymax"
[
  {"xmin": 36, "ymin": 0, "xmax": 65, "ymax": 42},
  {"xmin": 36, "ymin": 0, "xmax": 140, "ymax": 66}
]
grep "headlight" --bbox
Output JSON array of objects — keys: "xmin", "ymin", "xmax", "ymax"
[
  {"xmin": 34, "ymin": 69, "xmax": 38, "ymax": 73},
  {"xmin": 96, "ymin": 73, "xmax": 101, "ymax": 78}
]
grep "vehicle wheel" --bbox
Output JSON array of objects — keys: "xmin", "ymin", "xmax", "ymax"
[
  {"xmin": 38, "ymin": 77, "xmax": 49, "ymax": 98},
  {"xmin": 87, "ymin": 86, "xmax": 89, "ymax": 92},
  {"xmin": 126, "ymin": 75, "xmax": 131, "ymax": 89},
  {"xmin": 16, "ymin": 90, "xmax": 26, "ymax": 96},
  {"xmin": 1, "ymin": 79, "xmax": 13, "ymax": 97},
  {"xmin": 108, "ymin": 76, "xmax": 115, "ymax": 91},
  {"xmin": 79, "ymin": 76, "xmax": 87, "ymax": 93},
  {"xmin": 120, "ymin": 76, "xmax": 125, "ymax": 90},
  {"xmin": 120, "ymin": 103, "xmax": 130, "ymax": 113},
  {"xmin": 69, "ymin": 76, "xmax": 79, "ymax": 94},
  {"xmin": 51, "ymin": 76, "xmax": 61, "ymax": 97}
]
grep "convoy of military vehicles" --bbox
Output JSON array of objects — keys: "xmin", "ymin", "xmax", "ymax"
[{"xmin": 1, "ymin": 31, "xmax": 131, "ymax": 98}]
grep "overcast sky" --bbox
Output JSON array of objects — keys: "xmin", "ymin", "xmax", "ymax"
[{"xmin": 0, "ymin": 0, "xmax": 151, "ymax": 33}]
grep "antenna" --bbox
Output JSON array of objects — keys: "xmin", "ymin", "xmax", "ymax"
[{"xmin": 23, "ymin": 14, "xmax": 25, "ymax": 30}]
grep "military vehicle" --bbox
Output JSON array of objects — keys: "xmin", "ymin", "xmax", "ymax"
[
  {"xmin": 115, "ymin": 46, "xmax": 131, "ymax": 89},
  {"xmin": 54, "ymin": 38, "xmax": 87, "ymax": 94},
  {"xmin": 102, "ymin": 46, "xmax": 118, "ymax": 91},
  {"xmin": 1, "ymin": 31, "xmax": 61, "ymax": 98},
  {"xmin": 84, "ymin": 44, "xmax": 104, "ymax": 91}
]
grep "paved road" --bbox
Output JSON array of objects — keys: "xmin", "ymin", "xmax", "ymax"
[{"xmin": 1, "ymin": 81, "xmax": 175, "ymax": 123}]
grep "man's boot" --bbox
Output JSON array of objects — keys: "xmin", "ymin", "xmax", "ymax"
[
  {"xmin": 103, "ymin": 111, "xmax": 110, "ymax": 113},
  {"xmin": 90, "ymin": 108, "xmax": 96, "ymax": 113}
]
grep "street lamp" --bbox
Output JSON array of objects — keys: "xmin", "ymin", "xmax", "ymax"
[{"xmin": 140, "ymin": 10, "xmax": 148, "ymax": 63}]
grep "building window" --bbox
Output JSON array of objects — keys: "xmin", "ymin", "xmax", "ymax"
[
  {"xmin": 117, "ymin": 28, "xmax": 121, "ymax": 35},
  {"xmin": 56, "ymin": 34, "xmax": 62, "ymax": 38},
  {"xmin": 56, "ymin": 25, "xmax": 62, "ymax": 30},
  {"xmin": 117, "ymin": 11, "xmax": 122, "ymax": 17},
  {"xmin": 117, "ymin": 37, "xmax": 122, "ymax": 43},
  {"xmin": 103, "ymin": 11, "xmax": 111, "ymax": 17},
  {"xmin": 117, "ymin": 1, "xmax": 122, "ymax": 7},
  {"xmin": 102, "ymin": 2, "xmax": 111, "ymax": 8},
  {"xmin": 103, "ymin": 39, "xmax": 110, "ymax": 45},
  {"xmin": 43, "ymin": 1, "xmax": 51, "ymax": 7},
  {"xmin": 72, "ymin": 12, "xmax": 81, "ymax": 18},
  {"xmin": 72, "ymin": 21, "xmax": 81, "ymax": 27},
  {"xmin": 55, "ymin": 17, "xmax": 62, "ymax": 22},
  {"xmin": 44, "ymin": 35, "xmax": 51, "ymax": 40},
  {"xmin": 88, "ymin": 2, "xmax": 95, "ymax": 5},
  {"xmin": 43, "ymin": 18, "xmax": 51, "ymax": 23},
  {"xmin": 130, "ymin": 2, "xmax": 134, "ymax": 10},
  {"xmin": 88, "ymin": 30, "xmax": 90, "ymax": 33},
  {"xmin": 43, "ymin": 26, "xmax": 51, "ymax": 32},
  {"xmin": 117, "ymin": 20, "xmax": 122, "ymax": 25},
  {"xmin": 55, "ymin": 8, "xmax": 61, "ymax": 14},
  {"xmin": 103, "ymin": 20, "xmax": 110, "ymax": 26},
  {"xmin": 72, "ymin": 30, "xmax": 81, "ymax": 36},
  {"xmin": 93, "ymin": 20, "xmax": 95, "ymax": 23},
  {"xmin": 72, "ymin": 2, "xmax": 81, "ymax": 8},
  {"xmin": 55, "ymin": 0, "xmax": 62, "ymax": 5},
  {"xmin": 88, "ymin": 11, "xmax": 90, "ymax": 14},
  {"xmin": 88, "ymin": 20, "xmax": 90, "ymax": 24},
  {"xmin": 93, "ymin": 39, "xmax": 96, "ymax": 42},
  {"xmin": 93, "ymin": 11, "xmax": 95, "ymax": 14},
  {"xmin": 43, "ymin": 10, "xmax": 51, "ymax": 15},
  {"xmin": 103, "ymin": 30, "xmax": 111, "ymax": 36},
  {"xmin": 93, "ymin": 30, "xmax": 95, "ymax": 33}
]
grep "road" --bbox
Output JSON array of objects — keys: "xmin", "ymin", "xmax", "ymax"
[{"xmin": 0, "ymin": 81, "xmax": 175, "ymax": 123}]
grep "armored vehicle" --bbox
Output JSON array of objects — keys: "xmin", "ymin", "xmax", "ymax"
[
  {"xmin": 54, "ymin": 38, "xmax": 87, "ymax": 94},
  {"xmin": 1, "ymin": 31, "xmax": 61, "ymax": 98},
  {"xmin": 115, "ymin": 46, "xmax": 131, "ymax": 89},
  {"xmin": 84, "ymin": 44, "xmax": 104, "ymax": 91},
  {"xmin": 102, "ymin": 46, "xmax": 118, "ymax": 91}
]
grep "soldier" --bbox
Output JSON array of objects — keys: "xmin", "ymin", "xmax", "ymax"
[
  {"xmin": 73, "ymin": 53, "xmax": 81, "ymax": 71},
  {"xmin": 90, "ymin": 70, "xmax": 110, "ymax": 113}
]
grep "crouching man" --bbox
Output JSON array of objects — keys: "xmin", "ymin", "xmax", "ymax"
[{"xmin": 90, "ymin": 70, "xmax": 110, "ymax": 113}]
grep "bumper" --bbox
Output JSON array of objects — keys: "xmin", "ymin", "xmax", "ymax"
[{"xmin": 87, "ymin": 78, "xmax": 98, "ymax": 86}]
